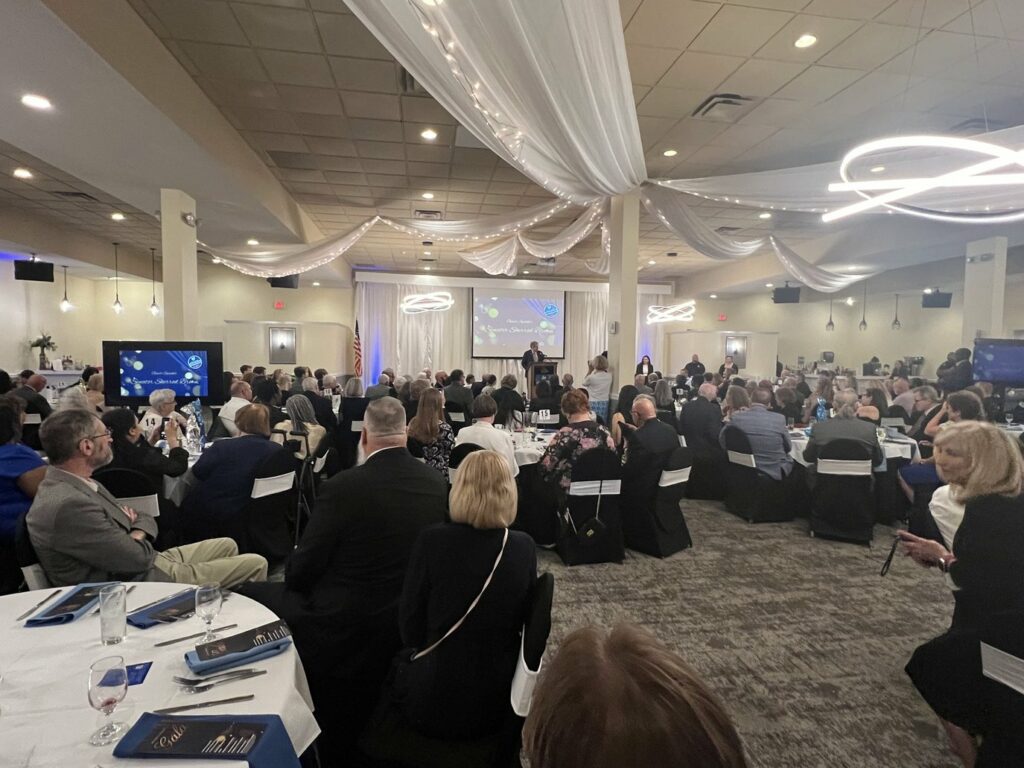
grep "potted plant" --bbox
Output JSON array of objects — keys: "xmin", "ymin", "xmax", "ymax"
[{"xmin": 29, "ymin": 332, "xmax": 58, "ymax": 370}]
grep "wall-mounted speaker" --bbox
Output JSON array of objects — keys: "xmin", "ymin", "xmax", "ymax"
[
  {"xmin": 922, "ymin": 291, "xmax": 952, "ymax": 308},
  {"xmin": 267, "ymin": 274, "xmax": 300, "ymax": 289},
  {"xmin": 772, "ymin": 285, "xmax": 800, "ymax": 303}
]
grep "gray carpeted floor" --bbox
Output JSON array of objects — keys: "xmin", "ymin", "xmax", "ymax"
[{"xmin": 537, "ymin": 500, "xmax": 958, "ymax": 768}]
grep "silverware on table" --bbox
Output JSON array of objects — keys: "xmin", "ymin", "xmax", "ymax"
[
  {"xmin": 172, "ymin": 667, "xmax": 257, "ymax": 686},
  {"xmin": 153, "ymin": 694, "xmax": 255, "ymax": 715},
  {"xmin": 90, "ymin": 585, "xmax": 137, "ymax": 616},
  {"xmin": 154, "ymin": 624, "xmax": 239, "ymax": 647},
  {"xmin": 15, "ymin": 589, "xmax": 63, "ymax": 621},
  {"xmin": 181, "ymin": 669, "xmax": 267, "ymax": 694}
]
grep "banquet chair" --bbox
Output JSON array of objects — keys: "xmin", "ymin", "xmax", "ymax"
[
  {"xmin": 444, "ymin": 401, "xmax": 470, "ymax": 436},
  {"xmin": 358, "ymin": 573, "xmax": 555, "ymax": 768},
  {"xmin": 556, "ymin": 448, "xmax": 625, "ymax": 566},
  {"xmin": 241, "ymin": 450, "xmax": 299, "ymax": 565},
  {"xmin": 809, "ymin": 439, "xmax": 875, "ymax": 545},
  {"xmin": 205, "ymin": 415, "xmax": 231, "ymax": 441},
  {"xmin": 655, "ymin": 407, "xmax": 678, "ymax": 432},
  {"xmin": 448, "ymin": 442, "xmax": 484, "ymax": 483},
  {"xmin": 93, "ymin": 467, "xmax": 161, "ymax": 518},
  {"xmin": 622, "ymin": 446, "xmax": 694, "ymax": 558},
  {"xmin": 14, "ymin": 513, "xmax": 50, "ymax": 590},
  {"xmin": 721, "ymin": 426, "xmax": 794, "ymax": 523},
  {"xmin": 338, "ymin": 396, "xmax": 371, "ymax": 469}
]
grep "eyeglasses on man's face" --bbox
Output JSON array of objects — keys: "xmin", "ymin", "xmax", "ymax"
[{"xmin": 85, "ymin": 427, "xmax": 113, "ymax": 441}]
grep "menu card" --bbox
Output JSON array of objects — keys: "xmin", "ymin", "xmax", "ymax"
[
  {"xmin": 147, "ymin": 590, "xmax": 197, "ymax": 623},
  {"xmin": 38, "ymin": 583, "xmax": 107, "ymax": 618},
  {"xmin": 130, "ymin": 718, "xmax": 266, "ymax": 757},
  {"xmin": 195, "ymin": 620, "xmax": 291, "ymax": 662}
]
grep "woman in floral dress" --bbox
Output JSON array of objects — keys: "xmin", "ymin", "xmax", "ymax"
[
  {"xmin": 408, "ymin": 387, "xmax": 455, "ymax": 481},
  {"xmin": 538, "ymin": 389, "xmax": 615, "ymax": 494}
]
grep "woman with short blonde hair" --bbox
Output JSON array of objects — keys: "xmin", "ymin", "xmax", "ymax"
[
  {"xmin": 449, "ymin": 450, "xmax": 517, "ymax": 529},
  {"xmin": 84, "ymin": 372, "xmax": 106, "ymax": 414}
]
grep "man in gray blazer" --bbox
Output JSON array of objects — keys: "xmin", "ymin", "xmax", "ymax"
[
  {"xmin": 721, "ymin": 388, "xmax": 793, "ymax": 481},
  {"xmin": 27, "ymin": 410, "xmax": 267, "ymax": 588},
  {"xmin": 365, "ymin": 373, "xmax": 392, "ymax": 400},
  {"xmin": 803, "ymin": 389, "xmax": 884, "ymax": 466}
]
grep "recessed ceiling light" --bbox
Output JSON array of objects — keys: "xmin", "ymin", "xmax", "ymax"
[
  {"xmin": 21, "ymin": 93, "xmax": 52, "ymax": 110},
  {"xmin": 211, "ymin": 257, "xmax": 222, "ymax": 264},
  {"xmin": 522, "ymin": 270, "xmax": 530, "ymax": 274},
  {"xmin": 759, "ymin": 212, "xmax": 772, "ymax": 219},
  {"xmin": 648, "ymin": 259, "xmax": 657, "ymax": 265},
  {"xmin": 794, "ymin": 34, "xmax": 817, "ymax": 49},
  {"xmin": 13, "ymin": 168, "xmax": 32, "ymax": 179},
  {"xmin": 662, "ymin": 149, "xmax": 678, "ymax": 157},
  {"xmin": 923, "ymin": 288, "xmax": 933, "ymax": 294},
  {"xmin": 765, "ymin": 283, "xmax": 774, "ymax": 288},
  {"xmin": 709, "ymin": 293, "xmax": 718, "ymax": 299},
  {"xmin": 110, "ymin": 212, "xmax": 126, "ymax": 221},
  {"xmin": 312, "ymin": 281, "xmax": 320, "ymax": 287},
  {"xmin": 422, "ymin": 192, "xmax": 434, "ymax": 199},
  {"xmin": 247, "ymin": 238, "xmax": 259, "ymax": 246},
  {"xmin": 424, "ymin": 250, "xmax": 431, "ymax": 256},
  {"xmin": 870, "ymin": 165, "xmax": 886, "ymax": 173},
  {"xmin": 423, "ymin": 265, "xmax": 431, "ymax": 271},
  {"xmin": 420, "ymin": 128, "xmax": 438, "ymax": 141}
]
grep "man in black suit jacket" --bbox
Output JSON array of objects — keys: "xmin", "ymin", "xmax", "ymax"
[
  {"xmin": 442, "ymin": 368, "xmax": 474, "ymax": 411},
  {"xmin": 238, "ymin": 396, "xmax": 447, "ymax": 759},
  {"xmin": 678, "ymin": 383, "xmax": 724, "ymax": 457},
  {"xmin": 472, "ymin": 374, "xmax": 495, "ymax": 398},
  {"xmin": 521, "ymin": 340, "xmax": 546, "ymax": 372},
  {"xmin": 12, "ymin": 373, "xmax": 52, "ymax": 449},
  {"xmin": 301, "ymin": 379, "xmax": 338, "ymax": 436},
  {"xmin": 621, "ymin": 396, "xmax": 679, "ymax": 500}
]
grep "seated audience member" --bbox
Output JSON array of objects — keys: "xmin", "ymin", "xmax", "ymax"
[
  {"xmin": 560, "ymin": 373, "xmax": 574, "ymax": 393},
  {"xmin": 301, "ymin": 376, "xmax": 339, "ymax": 434},
  {"xmin": 366, "ymin": 374, "xmax": 392, "ymax": 400},
  {"xmin": 856, "ymin": 386, "xmax": 890, "ymax": 424},
  {"xmin": 442, "ymin": 368, "xmax": 473, "ymax": 411},
  {"xmin": 381, "ymin": 368, "xmax": 399, "ymax": 397},
  {"xmin": 653, "ymin": 379, "xmax": 678, "ymax": 429},
  {"xmin": 538, "ymin": 389, "xmax": 615, "ymax": 494},
  {"xmin": 26, "ymin": 410, "xmax": 267, "ymax": 587},
  {"xmin": 0, "ymin": 396, "xmax": 47, "ymax": 592},
  {"xmin": 581, "ymin": 355, "xmax": 613, "ymax": 423},
  {"xmin": 343, "ymin": 376, "xmax": 365, "ymax": 398},
  {"xmin": 58, "ymin": 387, "xmax": 92, "ymax": 412},
  {"xmin": 238, "ymin": 397, "xmax": 448, "ymax": 758},
  {"xmin": 101, "ymin": 408, "xmax": 189, "ymax": 489},
  {"xmin": 217, "ymin": 380, "xmax": 253, "ymax": 436},
  {"xmin": 679, "ymin": 383, "xmax": 724, "ymax": 456},
  {"xmin": 899, "ymin": 391, "xmax": 986, "ymax": 497},
  {"xmin": 802, "ymin": 376, "xmax": 835, "ymax": 424},
  {"xmin": 471, "ymin": 374, "xmax": 494, "ymax": 398},
  {"xmin": 772, "ymin": 385, "xmax": 803, "ymax": 423},
  {"xmin": 186, "ymin": 404, "xmax": 286, "ymax": 530},
  {"xmin": 322, "ymin": 374, "xmax": 340, "ymax": 396},
  {"xmin": 139, "ymin": 389, "xmax": 188, "ymax": 435},
  {"xmin": 722, "ymin": 388, "xmax": 793, "ymax": 480},
  {"xmin": 408, "ymin": 388, "xmax": 455, "ymax": 481},
  {"xmin": 721, "ymin": 385, "xmax": 750, "ymax": 421},
  {"xmin": 85, "ymin": 373, "xmax": 106, "ymax": 413},
  {"xmin": 621, "ymin": 395, "xmax": 680, "ymax": 489},
  {"xmin": 610, "ymin": 385, "xmax": 639, "ymax": 449},
  {"xmin": 252, "ymin": 366, "xmax": 266, "ymax": 377},
  {"xmin": 390, "ymin": 451, "xmax": 536, "ymax": 738},
  {"xmin": 906, "ymin": 386, "xmax": 942, "ymax": 442},
  {"xmin": 794, "ymin": 372, "xmax": 812, "ymax": 400},
  {"xmin": 454, "ymin": 394, "xmax": 519, "ymax": 477},
  {"xmin": 291, "ymin": 366, "xmax": 310, "ymax": 395},
  {"xmin": 899, "ymin": 421, "xmax": 1024, "ymax": 767},
  {"xmin": 633, "ymin": 374, "xmax": 653, "ymax": 395},
  {"xmin": 891, "ymin": 377, "xmax": 915, "ymax": 415},
  {"xmin": 802, "ymin": 389, "xmax": 883, "ymax": 466},
  {"xmin": 252, "ymin": 378, "xmax": 287, "ymax": 428},
  {"xmin": 276, "ymin": 373, "xmax": 293, "ymax": 403},
  {"xmin": 523, "ymin": 623, "xmax": 748, "ymax": 768},
  {"xmin": 272, "ymin": 394, "xmax": 326, "ymax": 459},
  {"xmin": 405, "ymin": 378, "xmax": 432, "ymax": 423},
  {"xmin": 0, "ymin": 369, "xmax": 11, "ymax": 395},
  {"xmin": 964, "ymin": 382, "xmax": 996, "ymax": 422},
  {"xmin": 434, "ymin": 371, "xmax": 449, "ymax": 389},
  {"xmin": 12, "ymin": 373, "xmax": 52, "ymax": 449},
  {"xmin": 528, "ymin": 379, "xmax": 560, "ymax": 414},
  {"xmin": 492, "ymin": 373, "xmax": 527, "ymax": 424}
]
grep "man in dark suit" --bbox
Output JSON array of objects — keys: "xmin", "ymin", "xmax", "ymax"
[
  {"xmin": 472, "ymin": 374, "xmax": 495, "ymax": 398},
  {"xmin": 442, "ymin": 368, "xmax": 474, "ymax": 411},
  {"xmin": 365, "ymin": 373, "xmax": 392, "ymax": 400},
  {"xmin": 238, "ymin": 397, "xmax": 447, "ymax": 760},
  {"xmin": 12, "ymin": 373, "xmax": 52, "ymax": 449},
  {"xmin": 679, "ymin": 383, "xmax": 723, "ymax": 455},
  {"xmin": 521, "ymin": 340, "xmax": 546, "ymax": 372},
  {"xmin": 621, "ymin": 395, "xmax": 680, "ymax": 501},
  {"xmin": 301, "ymin": 377, "xmax": 339, "ymax": 436}
]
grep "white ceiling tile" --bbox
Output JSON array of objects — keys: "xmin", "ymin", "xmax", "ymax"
[
  {"xmin": 754, "ymin": 14, "xmax": 863, "ymax": 62},
  {"xmin": 401, "ymin": 97, "xmax": 456, "ymax": 124},
  {"xmin": 147, "ymin": 0, "xmax": 249, "ymax": 44},
  {"xmin": 346, "ymin": 119, "xmax": 404, "ymax": 142},
  {"xmin": 222, "ymin": 106, "xmax": 299, "ymax": 132},
  {"xmin": 738, "ymin": 96, "xmax": 812, "ymax": 125},
  {"xmin": 360, "ymin": 159, "xmax": 406, "ymax": 175},
  {"xmin": 660, "ymin": 117, "xmax": 729, "ymax": 146},
  {"xmin": 244, "ymin": 131, "xmax": 310, "ymax": 152},
  {"xmin": 637, "ymin": 115, "xmax": 679, "ymax": 147},
  {"xmin": 878, "ymin": 0, "xmax": 969, "ymax": 29},
  {"xmin": 258, "ymin": 50, "xmax": 334, "ymax": 86},
  {"xmin": 179, "ymin": 42, "xmax": 269, "ymax": 80},
  {"xmin": 943, "ymin": 0, "xmax": 1024, "ymax": 39},
  {"xmin": 818, "ymin": 23, "xmax": 919, "ymax": 69},
  {"xmin": 402, "ymin": 123, "xmax": 455, "ymax": 143},
  {"xmin": 709, "ymin": 121, "xmax": 779, "ymax": 147},
  {"xmin": 619, "ymin": 0, "xmax": 643, "ymax": 24},
  {"xmin": 659, "ymin": 51, "xmax": 745, "ymax": 91},
  {"xmin": 274, "ymin": 167, "xmax": 326, "ymax": 182},
  {"xmin": 636, "ymin": 87, "xmax": 706, "ymax": 117},
  {"xmin": 451, "ymin": 165, "xmax": 493, "ymax": 180},
  {"xmin": 314, "ymin": 12, "xmax": 392, "ymax": 59},
  {"xmin": 341, "ymin": 91, "xmax": 401, "ymax": 120},
  {"xmin": 322, "ymin": 171, "xmax": 367, "ymax": 185},
  {"xmin": 624, "ymin": 0, "xmax": 721, "ymax": 49},
  {"xmin": 305, "ymin": 137, "xmax": 357, "ymax": 156},
  {"xmin": 801, "ymin": 0, "xmax": 892, "ymax": 19},
  {"xmin": 633, "ymin": 84, "xmax": 650, "ymax": 104},
  {"xmin": 276, "ymin": 84, "xmax": 343, "ymax": 115},
  {"xmin": 774, "ymin": 64, "xmax": 864, "ymax": 100},
  {"xmin": 879, "ymin": 31, "xmax": 983, "ymax": 76},
  {"xmin": 231, "ymin": 4, "xmax": 321, "ymax": 52},
  {"xmin": 451, "ymin": 148, "xmax": 497, "ymax": 166},
  {"xmin": 405, "ymin": 144, "xmax": 453, "ymax": 163},
  {"xmin": 689, "ymin": 6, "xmax": 795, "ymax": 56},
  {"xmin": 407, "ymin": 161, "xmax": 449, "ymax": 178},
  {"xmin": 292, "ymin": 113, "xmax": 350, "ymax": 137},
  {"xmin": 717, "ymin": 58, "xmax": 807, "ymax": 96},
  {"xmin": 194, "ymin": 77, "xmax": 282, "ymax": 109},
  {"xmin": 625, "ymin": 44, "xmax": 681, "ymax": 86},
  {"xmin": 328, "ymin": 57, "xmax": 398, "ymax": 93}
]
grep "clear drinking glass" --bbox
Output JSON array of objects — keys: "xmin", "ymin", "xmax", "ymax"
[
  {"xmin": 87, "ymin": 656, "xmax": 128, "ymax": 745},
  {"xmin": 1007, "ymin": 412, "xmax": 1015, "ymax": 427},
  {"xmin": 195, "ymin": 583, "xmax": 222, "ymax": 642},
  {"xmin": 99, "ymin": 584, "xmax": 127, "ymax": 646}
]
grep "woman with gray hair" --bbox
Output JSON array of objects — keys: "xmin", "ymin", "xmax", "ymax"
[
  {"xmin": 139, "ymin": 388, "xmax": 188, "ymax": 438},
  {"xmin": 344, "ymin": 377, "xmax": 365, "ymax": 398},
  {"xmin": 272, "ymin": 394, "xmax": 325, "ymax": 458}
]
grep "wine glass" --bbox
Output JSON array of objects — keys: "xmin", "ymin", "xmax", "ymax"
[
  {"xmin": 195, "ymin": 583, "xmax": 222, "ymax": 642},
  {"xmin": 1007, "ymin": 411, "xmax": 1016, "ymax": 428},
  {"xmin": 87, "ymin": 656, "xmax": 128, "ymax": 746}
]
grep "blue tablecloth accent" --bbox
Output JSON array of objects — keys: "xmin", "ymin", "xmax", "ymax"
[
  {"xmin": 24, "ymin": 582, "xmax": 115, "ymax": 627},
  {"xmin": 113, "ymin": 712, "xmax": 300, "ymax": 767},
  {"xmin": 127, "ymin": 589, "xmax": 196, "ymax": 629},
  {"xmin": 185, "ymin": 637, "xmax": 293, "ymax": 675}
]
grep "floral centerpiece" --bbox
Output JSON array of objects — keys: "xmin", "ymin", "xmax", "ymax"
[{"xmin": 29, "ymin": 332, "xmax": 58, "ymax": 370}]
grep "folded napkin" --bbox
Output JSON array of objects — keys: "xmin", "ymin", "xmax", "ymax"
[
  {"xmin": 113, "ymin": 713, "xmax": 299, "ymax": 767},
  {"xmin": 24, "ymin": 582, "xmax": 115, "ymax": 627},
  {"xmin": 128, "ymin": 588, "xmax": 197, "ymax": 629},
  {"xmin": 184, "ymin": 621, "xmax": 293, "ymax": 675}
]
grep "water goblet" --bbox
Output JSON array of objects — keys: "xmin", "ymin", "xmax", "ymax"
[
  {"xmin": 195, "ymin": 583, "xmax": 222, "ymax": 642},
  {"xmin": 1007, "ymin": 412, "xmax": 1015, "ymax": 428},
  {"xmin": 87, "ymin": 656, "xmax": 128, "ymax": 746}
]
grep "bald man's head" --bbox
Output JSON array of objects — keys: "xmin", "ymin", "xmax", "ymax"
[
  {"xmin": 698, "ymin": 383, "xmax": 718, "ymax": 401},
  {"xmin": 632, "ymin": 394, "xmax": 657, "ymax": 425},
  {"xmin": 26, "ymin": 374, "xmax": 47, "ymax": 392}
]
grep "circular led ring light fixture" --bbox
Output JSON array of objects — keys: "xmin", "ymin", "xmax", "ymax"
[{"xmin": 400, "ymin": 291, "xmax": 455, "ymax": 314}]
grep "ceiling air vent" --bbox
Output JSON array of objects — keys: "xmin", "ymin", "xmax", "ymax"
[
  {"xmin": 51, "ymin": 190, "xmax": 101, "ymax": 202},
  {"xmin": 399, "ymin": 67, "xmax": 431, "ymax": 96},
  {"xmin": 414, "ymin": 209, "xmax": 443, "ymax": 220},
  {"xmin": 692, "ymin": 93, "xmax": 757, "ymax": 122}
]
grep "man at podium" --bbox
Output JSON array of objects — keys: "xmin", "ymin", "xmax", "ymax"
[{"xmin": 521, "ymin": 340, "xmax": 546, "ymax": 371}]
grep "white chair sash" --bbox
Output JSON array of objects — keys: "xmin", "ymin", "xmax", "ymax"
[
  {"xmin": 817, "ymin": 459, "xmax": 873, "ymax": 476},
  {"xmin": 21, "ymin": 563, "xmax": 50, "ymax": 591},
  {"xmin": 658, "ymin": 466, "xmax": 691, "ymax": 487},
  {"xmin": 251, "ymin": 472, "xmax": 295, "ymax": 498},
  {"xmin": 312, "ymin": 454, "xmax": 328, "ymax": 473},
  {"xmin": 449, "ymin": 412, "xmax": 466, "ymax": 423},
  {"xmin": 981, "ymin": 642, "xmax": 1024, "ymax": 696},
  {"xmin": 23, "ymin": 413, "xmax": 42, "ymax": 425},
  {"xmin": 678, "ymin": 435, "xmax": 688, "ymax": 447},
  {"xmin": 511, "ymin": 631, "xmax": 542, "ymax": 717},
  {"xmin": 568, "ymin": 479, "xmax": 621, "ymax": 496},
  {"xmin": 727, "ymin": 450, "xmax": 756, "ymax": 467},
  {"xmin": 350, "ymin": 420, "xmax": 364, "ymax": 432},
  {"xmin": 116, "ymin": 494, "xmax": 160, "ymax": 518}
]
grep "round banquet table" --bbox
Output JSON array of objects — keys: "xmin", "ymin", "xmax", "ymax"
[
  {"xmin": 0, "ymin": 582, "xmax": 319, "ymax": 767},
  {"xmin": 788, "ymin": 431, "xmax": 918, "ymax": 468}
]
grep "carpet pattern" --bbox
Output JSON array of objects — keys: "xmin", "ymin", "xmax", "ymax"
[{"xmin": 537, "ymin": 500, "xmax": 958, "ymax": 768}]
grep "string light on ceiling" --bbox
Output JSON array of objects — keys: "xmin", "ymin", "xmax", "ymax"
[
  {"xmin": 646, "ymin": 300, "xmax": 696, "ymax": 324},
  {"xmin": 400, "ymin": 291, "xmax": 454, "ymax": 314}
]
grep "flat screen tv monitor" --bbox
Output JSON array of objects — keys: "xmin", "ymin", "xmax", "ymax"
[
  {"xmin": 973, "ymin": 338, "xmax": 1024, "ymax": 385},
  {"xmin": 102, "ymin": 341, "xmax": 226, "ymax": 406}
]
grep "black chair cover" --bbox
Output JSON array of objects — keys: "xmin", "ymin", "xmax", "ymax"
[
  {"xmin": 622, "ymin": 446, "xmax": 693, "ymax": 558},
  {"xmin": 721, "ymin": 426, "xmax": 793, "ymax": 523},
  {"xmin": 449, "ymin": 442, "xmax": 484, "ymax": 470},
  {"xmin": 556, "ymin": 449, "xmax": 625, "ymax": 566},
  {"xmin": 240, "ymin": 450, "xmax": 299, "ymax": 565},
  {"xmin": 809, "ymin": 439, "xmax": 875, "ymax": 545}
]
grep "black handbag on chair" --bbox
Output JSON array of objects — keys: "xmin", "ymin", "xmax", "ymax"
[{"xmin": 555, "ymin": 449, "xmax": 624, "ymax": 566}]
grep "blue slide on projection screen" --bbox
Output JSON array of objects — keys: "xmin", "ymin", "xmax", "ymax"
[
  {"xmin": 472, "ymin": 288, "xmax": 566, "ymax": 358},
  {"xmin": 102, "ymin": 341, "xmax": 225, "ymax": 406},
  {"xmin": 973, "ymin": 338, "xmax": 1024, "ymax": 385}
]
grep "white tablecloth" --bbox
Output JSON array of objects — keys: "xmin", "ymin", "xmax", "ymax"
[
  {"xmin": 789, "ymin": 432, "xmax": 918, "ymax": 469},
  {"xmin": 0, "ymin": 583, "xmax": 319, "ymax": 767},
  {"xmin": 164, "ymin": 455, "xmax": 200, "ymax": 507},
  {"xmin": 514, "ymin": 431, "xmax": 558, "ymax": 467}
]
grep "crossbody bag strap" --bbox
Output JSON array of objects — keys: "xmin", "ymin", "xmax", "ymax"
[{"xmin": 412, "ymin": 527, "xmax": 510, "ymax": 661}]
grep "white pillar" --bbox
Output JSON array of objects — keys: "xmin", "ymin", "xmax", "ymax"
[
  {"xmin": 962, "ymin": 236, "xmax": 1007, "ymax": 347},
  {"xmin": 160, "ymin": 189, "xmax": 200, "ymax": 339},
  {"xmin": 607, "ymin": 191, "xmax": 639, "ymax": 390}
]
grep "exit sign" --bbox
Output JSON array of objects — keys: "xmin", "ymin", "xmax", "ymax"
[
  {"xmin": 718, "ymin": 313, "xmax": 727, "ymax": 322},
  {"xmin": 274, "ymin": 300, "xmax": 285, "ymax": 310}
]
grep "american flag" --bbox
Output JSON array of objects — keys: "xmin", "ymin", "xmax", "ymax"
[{"xmin": 353, "ymin": 320, "xmax": 363, "ymax": 377}]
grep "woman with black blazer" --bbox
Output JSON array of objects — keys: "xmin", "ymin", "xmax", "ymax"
[
  {"xmin": 392, "ymin": 450, "xmax": 536, "ymax": 739},
  {"xmin": 899, "ymin": 421, "xmax": 1024, "ymax": 767},
  {"xmin": 635, "ymin": 355, "xmax": 654, "ymax": 377},
  {"xmin": 102, "ymin": 408, "xmax": 190, "ymax": 490}
]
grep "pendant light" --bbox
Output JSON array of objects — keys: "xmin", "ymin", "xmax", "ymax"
[
  {"xmin": 891, "ymin": 294, "xmax": 901, "ymax": 330},
  {"xmin": 59, "ymin": 265, "xmax": 72, "ymax": 312},
  {"xmin": 858, "ymin": 282, "xmax": 868, "ymax": 331},
  {"xmin": 825, "ymin": 299, "xmax": 835, "ymax": 332},
  {"xmin": 111, "ymin": 242, "xmax": 124, "ymax": 314},
  {"xmin": 148, "ymin": 247, "xmax": 160, "ymax": 316}
]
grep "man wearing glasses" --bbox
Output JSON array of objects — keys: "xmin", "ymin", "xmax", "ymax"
[{"xmin": 25, "ymin": 410, "xmax": 267, "ymax": 588}]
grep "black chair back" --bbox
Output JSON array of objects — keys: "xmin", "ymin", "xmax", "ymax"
[
  {"xmin": 444, "ymin": 401, "xmax": 470, "ymax": 436},
  {"xmin": 242, "ymin": 449, "xmax": 299, "ymax": 565},
  {"xmin": 556, "ymin": 449, "xmax": 624, "ymax": 565},
  {"xmin": 623, "ymin": 446, "xmax": 693, "ymax": 557},
  {"xmin": 809, "ymin": 439, "xmax": 875, "ymax": 545},
  {"xmin": 655, "ymin": 407, "xmax": 678, "ymax": 432},
  {"xmin": 93, "ymin": 467, "xmax": 158, "ymax": 499},
  {"xmin": 449, "ymin": 442, "xmax": 484, "ymax": 470},
  {"xmin": 721, "ymin": 425, "xmax": 794, "ymax": 523},
  {"xmin": 886, "ymin": 404, "xmax": 910, "ymax": 423},
  {"xmin": 337, "ymin": 397, "xmax": 371, "ymax": 468},
  {"xmin": 206, "ymin": 416, "xmax": 231, "ymax": 441}
]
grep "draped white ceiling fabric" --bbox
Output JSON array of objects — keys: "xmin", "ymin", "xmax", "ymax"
[
  {"xmin": 343, "ymin": 0, "xmax": 646, "ymax": 202},
  {"xmin": 458, "ymin": 235, "xmax": 519, "ymax": 276},
  {"xmin": 769, "ymin": 236, "xmax": 879, "ymax": 293},
  {"xmin": 382, "ymin": 199, "xmax": 575, "ymax": 241}
]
